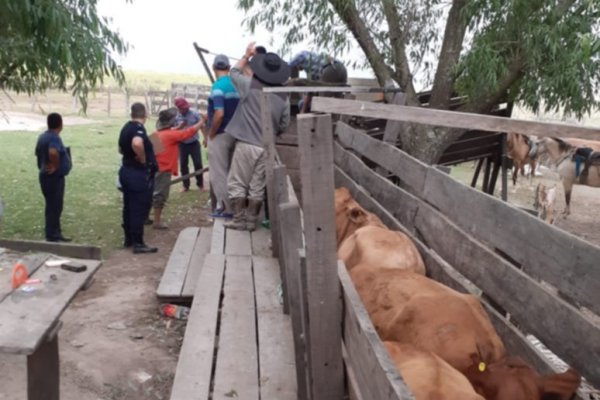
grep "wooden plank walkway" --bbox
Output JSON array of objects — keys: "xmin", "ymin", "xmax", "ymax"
[{"xmin": 170, "ymin": 225, "xmax": 297, "ymax": 400}]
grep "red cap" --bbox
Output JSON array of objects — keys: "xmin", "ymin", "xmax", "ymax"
[{"xmin": 174, "ymin": 98, "xmax": 189, "ymax": 109}]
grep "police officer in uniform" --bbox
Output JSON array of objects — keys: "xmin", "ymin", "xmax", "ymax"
[
  {"xmin": 118, "ymin": 103, "xmax": 158, "ymax": 254},
  {"xmin": 35, "ymin": 112, "xmax": 72, "ymax": 242}
]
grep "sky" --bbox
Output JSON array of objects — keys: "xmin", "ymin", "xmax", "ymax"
[{"xmin": 97, "ymin": 0, "xmax": 374, "ymax": 79}]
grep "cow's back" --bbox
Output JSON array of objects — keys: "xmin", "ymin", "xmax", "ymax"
[
  {"xmin": 338, "ymin": 226, "xmax": 426, "ymax": 274},
  {"xmin": 351, "ymin": 265, "xmax": 505, "ymax": 372}
]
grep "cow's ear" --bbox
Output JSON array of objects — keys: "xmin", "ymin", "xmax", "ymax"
[
  {"xmin": 540, "ymin": 369, "xmax": 580, "ymax": 400},
  {"xmin": 348, "ymin": 207, "xmax": 367, "ymax": 223}
]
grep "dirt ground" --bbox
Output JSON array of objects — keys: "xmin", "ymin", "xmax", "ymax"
[
  {"xmin": 501, "ymin": 164, "xmax": 600, "ymax": 247},
  {"xmin": 0, "ymin": 188, "xmax": 212, "ymax": 400}
]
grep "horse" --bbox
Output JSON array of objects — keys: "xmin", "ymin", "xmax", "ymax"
[
  {"xmin": 531, "ymin": 137, "xmax": 600, "ymax": 216},
  {"xmin": 506, "ymin": 132, "xmax": 537, "ymax": 185}
]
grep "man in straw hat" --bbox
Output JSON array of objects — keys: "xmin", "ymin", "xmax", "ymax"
[
  {"xmin": 223, "ymin": 42, "xmax": 290, "ymax": 231},
  {"xmin": 150, "ymin": 108, "xmax": 204, "ymax": 229}
]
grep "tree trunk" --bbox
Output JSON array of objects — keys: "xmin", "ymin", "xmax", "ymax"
[{"xmin": 399, "ymin": 124, "xmax": 465, "ymax": 164}]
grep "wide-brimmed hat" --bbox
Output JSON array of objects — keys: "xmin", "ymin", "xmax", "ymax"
[
  {"xmin": 213, "ymin": 54, "xmax": 230, "ymax": 70},
  {"xmin": 156, "ymin": 108, "xmax": 178, "ymax": 130},
  {"xmin": 249, "ymin": 52, "xmax": 290, "ymax": 86}
]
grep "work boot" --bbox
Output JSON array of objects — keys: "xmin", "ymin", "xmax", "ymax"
[
  {"xmin": 245, "ymin": 198, "xmax": 263, "ymax": 232},
  {"xmin": 133, "ymin": 243, "xmax": 158, "ymax": 254},
  {"xmin": 224, "ymin": 197, "xmax": 247, "ymax": 230}
]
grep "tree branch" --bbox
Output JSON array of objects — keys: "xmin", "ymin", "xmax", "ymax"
[
  {"xmin": 328, "ymin": 0, "xmax": 395, "ymax": 88},
  {"xmin": 429, "ymin": 0, "xmax": 469, "ymax": 109}
]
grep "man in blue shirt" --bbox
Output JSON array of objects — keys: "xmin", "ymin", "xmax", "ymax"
[
  {"xmin": 35, "ymin": 113, "xmax": 72, "ymax": 242},
  {"xmin": 174, "ymin": 98, "xmax": 203, "ymax": 192},
  {"xmin": 205, "ymin": 54, "xmax": 240, "ymax": 217}
]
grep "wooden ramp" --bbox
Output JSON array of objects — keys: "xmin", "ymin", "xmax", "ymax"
[{"xmin": 170, "ymin": 220, "xmax": 297, "ymax": 400}]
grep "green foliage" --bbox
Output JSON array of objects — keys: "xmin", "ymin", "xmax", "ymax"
[
  {"xmin": 0, "ymin": 0, "xmax": 129, "ymax": 110},
  {"xmin": 238, "ymin": 0, "xmax": 600, "ymax": 118},
  {"xmin": 459, "ymin": 0, "xmax": 600, "ymax": 118}
]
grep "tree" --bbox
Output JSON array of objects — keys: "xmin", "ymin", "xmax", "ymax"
[
  {"xmin": 238, "ymin": 0, "xmax": 600, "ymax": 163},
  {"xmin": 0, "ymin": 0, "xmax": 128, "ymax": 111}
]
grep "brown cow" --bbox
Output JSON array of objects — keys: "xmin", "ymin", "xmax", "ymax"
[
  {"xmin": 334, "ymin": 187, "xmax": 384, "ymax": 247},
  {"xmin": 350, "ymin": 264, "xmax": 505, "ymax": 372},
  {"xmin": 338, "ymin": 225, "xmax": 426, "ymax": 274},
  {"xmin": 384, "ymin": 341, "xmax": 485, "ymax": 400},
  {"xmin": 507, "ymin": 132, "xmax": 537, "ymax": 185},
  {"xmin": 464, "ymin": 356, "xmax": 580, "ymax": 400}
]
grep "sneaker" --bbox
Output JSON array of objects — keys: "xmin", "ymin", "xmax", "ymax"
[
  {"xmin": 209, "ymin": 209, "xmax": 233, "ymax": 219},
  {"xmin": 133, "ymin": 244, "xmax": 158, "ymax": 254}
]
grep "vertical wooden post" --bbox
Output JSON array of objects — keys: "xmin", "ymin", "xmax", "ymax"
[
  {"xmin": 260, "ymin": 92, "xmax": 280, "ymax": 257},
  {"xmin": 124, "ymin": 89, "xmax": 130, "ymax": 116},
  {"xmin": 376, "ymin": 92, "xmax": 406, "ymax": 176},
  {"xmin": 273, "ymin": 164, "xmax": 290, "ymax": 314},
  {"xmin": 501, "ymin": 133, "xmax": 508, "ymax": 201},
  {"xmin": 297, "ymin": 114, "xmax": 344, "ymax": 400},
  {"xmin": 107, "ymin": 86, "xmax": 112, "ymax": 117},
  {"xmin": 279, "ymin": 202, "xmax": 310, "ymax": 400},
  {"xmin": 27, "ymin": 334, "xmax": 59, "ymax": 400}
]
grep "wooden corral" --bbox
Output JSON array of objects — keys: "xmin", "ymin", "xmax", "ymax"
[
  {"xmin": 146, "ymin": 83, "xmax": 210, "ymax": 116},
  {"xmin": 262, "ymin": 90, "xmax": 600, "ymax": 399}
]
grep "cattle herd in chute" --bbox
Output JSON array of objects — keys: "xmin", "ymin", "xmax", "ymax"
[{"xmin": 334, "ymin": 187, "xmax": 582, "ymax": 400}]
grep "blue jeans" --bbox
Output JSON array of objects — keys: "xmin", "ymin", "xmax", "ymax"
[
  {"xmin": 179, "ymin": 140, "xmax": 203, "ymax": 189},
  {"xmin": 39, "ymin": 174, "xmax": 65, "ymax": 240},
  {"xmin": 119, "ymin": 166, "xmax": 153, "ymax": 245}
]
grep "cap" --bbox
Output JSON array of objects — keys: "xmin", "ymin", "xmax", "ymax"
[{"xmin": 213, "ymin": 54, "xmax": 231, "ymax": 70}]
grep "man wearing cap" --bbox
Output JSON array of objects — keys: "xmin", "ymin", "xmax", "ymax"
[
  {"xmin": 224, "ymin": 42, "xmax": 290, "ymax": 231},
  {"xmin": 205, "ymin": 54, "xmax": 240, "ymax": 218},
  {"xmin": 151, "ymin": 108, "xmax": 205, "ymax": 229},
  {"xmin": 118, "ymin": 103, "xmax": 158, "ymax": 254},
  {"xmin": 174, "ymin": 97, "xmax": 204, "ymax": 192}
]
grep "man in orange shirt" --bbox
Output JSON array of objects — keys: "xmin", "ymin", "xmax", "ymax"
[{"xmin": 151, "ymin": 108, "xmax": 204, "ymax": 229}]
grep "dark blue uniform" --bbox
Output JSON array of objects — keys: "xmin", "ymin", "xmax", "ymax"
[
  {"xmin": 35, "ymin": 130, "xmax": 71, "ymax": 241},
  {"xmin": 118, "ymin": 121, "xmax": 157, "ymax": 246}
]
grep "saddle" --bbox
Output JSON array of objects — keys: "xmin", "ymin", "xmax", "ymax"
[{"xmin": 571, "ymin": 147, "xmax": 600, "ymax": 180}]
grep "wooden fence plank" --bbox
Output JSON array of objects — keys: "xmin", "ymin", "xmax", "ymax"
[
  {"xmin": 181, "ymin": 227, "xmax": 212, "ymax": 297},
  {"xmin": 211, "ymin": 219, "xmax": 225, "ymax": 254},
  {"xmin": 261, "ymin": 93, "xmax": 278, "ymax": 259},
  {"xmin": 272, "ymin": 165, "xmax": 290, "ymax": 313},
  {"xmin": 254, "ymin": 256, "xmax": 297, "ymax": 400},
  {"xmin": 170, "ymin": 254, "xmax": 225, "ymax": 400},
  {"xmin": 333, "ymin": 166, "xmax": 562, "ymax": 379},
  {"xmin": 212, "ymin": 255, "xmax": 259, "ymax": 400},
  {"xmin": 0, "ymin": 239, "xmax": 102, "ymax": 260},
  {"xmin": 276, "ymin": 145, "xmax": 300, "ymax": 169},
  {"xmin": 297, "ymin": 113, "xmax": 344, "ymax": 400},
  {"xmin": 338, "ymin": 128, "xmax": 600, "ymax": 317},
  {"xmin": 278, "ymin": 201, "xmax": 310, "ymax": 400},
  {"xmin": 413, "ymin": 204, "xmax": 600, "ymax": 386},
  {"xmin": 225, "ymin": 229, "xmax": 252, "ymax": 256},
  {"xmin": 336, "ymin": 122, "xmax": 427, "ymax": 197},
  {"xmin": 156, "ymin": 227, "xmax": 199, "ymax": 299},
  {"xmin": 339, "ymin": 262, "xmax": 414, "ymax": 400},
  {"xmin": 423, "ymin": 167, "xmax": 600, "ymax": 316},
  {"xmin": 313, "ymin": 97, "xmax": 600, "ymax": 140}
]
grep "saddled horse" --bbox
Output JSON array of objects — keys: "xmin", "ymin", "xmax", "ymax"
[
  {"xmin": 507, "ymin": 132, "xmax": 537, "ymax": 185},
  {"xmin": 531, "ymin": 137, "xmax": 600, "ymax": 216}
]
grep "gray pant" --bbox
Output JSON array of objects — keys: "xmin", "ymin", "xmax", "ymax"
[
  {"xmin": 208, "ymin": 132, "xmax": 236, "ymax": 211},
  {"xmin": 227, "ymin": 141, "xmax": 266, "ymax": 200}
]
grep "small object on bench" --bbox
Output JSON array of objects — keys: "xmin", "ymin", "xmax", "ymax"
[
  {"xmin": 11, "ymin": 262, "xmax": 28, "ymax": 289},
  {"xmin": 61, "ymin": 261, "xmax": 87, "ymax": 273}
]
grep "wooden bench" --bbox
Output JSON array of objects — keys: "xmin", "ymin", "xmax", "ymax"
[
  {"xmin": 169, "ymin": 220, "xmax": 296, "ymax": 400},
  {"xmin": 156, "ymin": 227, "xmax": 212, "ymax": 302},
  {"xmin": 0, "ymin": 247, "xmax": 102, "ymax": 400}
]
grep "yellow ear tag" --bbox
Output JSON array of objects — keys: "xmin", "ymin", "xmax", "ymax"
[{"xmin": 478, "ymin": 362, "xmax": 486, "ymax": 372}]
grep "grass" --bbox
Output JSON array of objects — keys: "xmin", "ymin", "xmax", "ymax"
[{"xmin": 0, "ymin": 118, "xmax": 209, "ymax": 255}]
